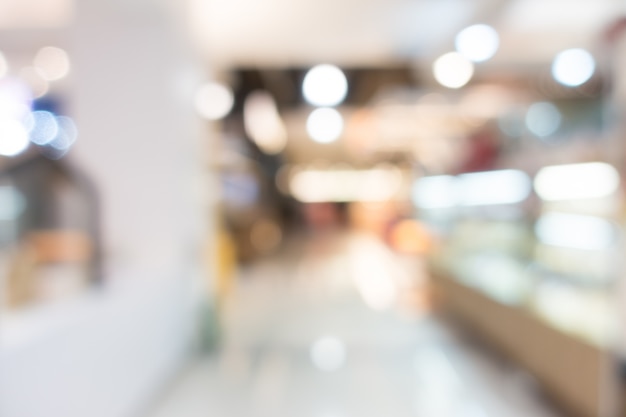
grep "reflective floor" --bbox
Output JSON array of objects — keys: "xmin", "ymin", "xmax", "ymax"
[{"xmin": 149, "ymin": 232, "xmax": 565, "ymax": 417}]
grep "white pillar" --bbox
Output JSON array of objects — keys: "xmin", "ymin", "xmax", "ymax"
[{"xmin": 70, "ymin": 0, "xmax": 208, "ymax": 276}]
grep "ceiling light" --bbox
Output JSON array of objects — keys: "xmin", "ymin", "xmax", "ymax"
[
  {"xmin": 195, "ymin": 82, "xmax": 234, "ymax": 120},
  {"xmin": 306, "ymin": 107, "xmax": 344, "ymax": 143},
  {"xmin": 534, "ymin": 162, "xmax": 619, "ymax": 201},
  {"xmin": 552, "ymin": 48, "xmax": 595, "ymax": 87},
  {"xmin": 302, "ymin": 64, "xmax": 348, "ymax": 107},
  {"xmin": 455, "ymin": 24, "xmax": 499, "ymax": 62},
  {"xmin": 433, "ymin": 52, "xmax": 474, "ymax": 89}
]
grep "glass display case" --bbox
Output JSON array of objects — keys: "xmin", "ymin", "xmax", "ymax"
[
  {"xmin": 412, "ymin": 93, "xmax": 622, "ymax": 417},
  {"xmin": 422, "ymin": 160, "xmax": 621, "ymax": 349}
]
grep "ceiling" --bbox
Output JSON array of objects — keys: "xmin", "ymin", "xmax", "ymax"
[
  {"xmin": 0, "ymin": 0, "xmax": 623, "ymax": 71},
  {"xmin": 188, "ymin": 0, "xmax": 625, "ymax": 70}
]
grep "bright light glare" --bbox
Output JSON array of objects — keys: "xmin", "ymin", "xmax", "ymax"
[
  {"xmin": 525, "ymin": 102, "xmax": 561, "ymax": 137},
  {"xmin": 302, "ymin": 64, "xmax": 348, "ymax": 107},
  {"xmin": 412, "ymin": 175, "xmax": 458, "ymax": 209},
  {"xmin": 552, "ymin": 48, "xmax": 595, "ymax": 87},
  {"xmin": 534, "ymin": 162, "xmax": 619, "ymax": 201},
  {"xmin": 455, "ymin": 24, "xmax": 499, "ymax": 62},
  {"xmin": 310, "ymin": 337, "xmax": 346, "ymax": 371},
  {"xmin": 0, "ymin": 119, "xmax": 29, "ymax": 156},
  {"xmin": 30, "ymin": 111, "xmax": 58, "ymax": 145},
  {"xmin": 306, "ymin": 107, "xmax": 344, "ymax": 143},
  {"xmin": 290, "ymin": 168, "xmax": 402, "ymax": 203},
  {"xmin": 0, "ymin": 52, "xmax": 8, "ymax": 79},
  {"xmin": 195, "ymin": 82, "xmax": 234, "ymax": 120},
  {"xmin": 433, "ymin": 52, "xmax": 474, "ymax": 89},
  {"xmin": 33, "ymin": 46, "xmax": 70, "ymax": 81},
  {"xmin": 243, "ymin": 91, "xmax": 287, "ymax": 154},
  {"xmin": 459, "ymin": 170, "xmax": 531, "ymax": 206},
  {"xmin": 0, "ymin": 79, "xmax": 32, "ymax": 121},
  {"xmin": 536, "ymin": 213, "xmax": 616, "ymax": 251}
]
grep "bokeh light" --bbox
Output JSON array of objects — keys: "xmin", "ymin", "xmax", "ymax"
[
  {"xmin": 310, "ymin": 337, "xmax": 346, "ymax": 371},
  {"xmin": 56, "ymin": 116, "xmax": 78, "ymax": 143},
  {"xmin": 433, "ymin": 52, "xmax": 474, "ymax": 89},
  {"xmin": 0, "ymin": 118, "xmax": 29, "ymax": 156},
  {"xmin": 302, "ymin": 64, "xmax": 348, "ymax": 107},
  {"xmin": 49, "ymin": 116, "xmax": 78, "ymax": 151},
  {"xmin": 459, "ymin": 169, "xmax": 531, "ymax": 206},
  {"xmin": 29, "ymin": 111, "xmax": 58, "ymax": 145},
  {"xmin": 33, "ymin": 46, "xmax": 71, "ymax": 81},
  {"xmin": 455, "ymin": 24, "xmax": 499, "ymax": 62},
  {"xmin": 243, "ymin": 90, "xmax": 287, "ymax": 154},
  {"xmin": 306, "ymin": 107, "xmax": 344, "ymax": 143},
  {"xmin": 534, "ymin": 162, "xmax": 619, "ymax": 201},
  {"xmin": 290, "ymin": 168, "xmax": 402, "ymax": 203},
  {"xmin": 412, "ymin": 175, "xmax": 458, "ymax": 209},
  {"xmin": 195, "ymin": 82, "xmax": 234, "ymax": 120},
  {"xmin": 551, "ymin": 48, "xmax": 595, "ymax": 87},
  {"xmin": 525, "ymin": 102, "xmax": 561, "ymax": 137},
  {"xmin": 389, "ymin": 220, "xmax": 432, "ymax": 255}
]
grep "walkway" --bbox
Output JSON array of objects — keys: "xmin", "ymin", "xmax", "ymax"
[{"xmin": 148, "ymin": 231, "xmax": 564, "ymax": 417}]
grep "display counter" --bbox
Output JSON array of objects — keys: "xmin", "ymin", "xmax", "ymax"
[
  {"xmin": 431, "ymin": 268, "xmax": 617, "ymax": 417},
  {"xmin": 415, "ymin": 163, "xmax": 623, "ymax": 417},
  {"xmin": 427, "ymin": 218, "xmax": 620, "ymax": 417}
]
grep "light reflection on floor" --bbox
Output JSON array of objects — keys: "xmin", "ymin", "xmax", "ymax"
[{"xmin": 148, "ymin": 232, "xmax": 565, "ymax": 417}]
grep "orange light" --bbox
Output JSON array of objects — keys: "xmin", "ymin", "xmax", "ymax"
[{"xmin": 389, "ymin": 220, "xmax": 432, "ymax": 255}]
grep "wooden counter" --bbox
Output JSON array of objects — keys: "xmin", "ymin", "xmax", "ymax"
[{"xmin": 432, "ymin": 273, "xmax": 619, "ymax": 417}]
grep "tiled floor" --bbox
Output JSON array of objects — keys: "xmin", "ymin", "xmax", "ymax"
[{"xmin": 148, "ymin": 231, "xmax": 565, "ymax": 417}]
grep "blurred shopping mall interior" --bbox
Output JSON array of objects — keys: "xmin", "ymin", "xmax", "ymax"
[{"xmin": 3, "ymin": 0, "xmax": 626, "ymax": 417}]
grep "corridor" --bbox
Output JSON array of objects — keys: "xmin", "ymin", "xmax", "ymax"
[{"xmin": 149, "ymin": 232, "xmax": 564, "ymax": 417}]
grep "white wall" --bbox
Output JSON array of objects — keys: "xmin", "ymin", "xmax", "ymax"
[
  {"xmin": 0, "ymin": 1, "xmax": 213, "ymax": 416},
  {"xmin": 71, "ymin": 0, "xmax": 206, "ymax": 274}
]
